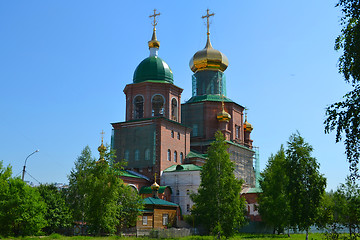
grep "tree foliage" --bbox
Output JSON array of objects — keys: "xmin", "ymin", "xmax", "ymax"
[
  {"xmin": 66, "ymin": 146, "xmax": 142, "ymax": 235},
  {"xmin": 0, "ymin": 161, "xmax": 47, "ymax": 236},
  {"xmin": 259, "ymin": 133, "xmax": 326, "ymax": 239},
  {"xmin": 325, "ymin": 0, "xmax": 360, "ymax": 177},
  {"xmin": 37, "ymin": 184, "xmax": 72, "ymax": 234},
  {"xmin": 258, "ymin": 146, "xmax": 290, "ymax": 234},
  {"xmin": 191, "ymin": 131, "xmax": 246, "ymax": 238},
  {"xmin": 286, "ymin": 133, "xmax": 326, "ymax": 239}
]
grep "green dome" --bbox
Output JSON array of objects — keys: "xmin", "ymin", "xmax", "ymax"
[{"xmin": 133, "ymin": 56, "xmax": 173, "ymax": 84}]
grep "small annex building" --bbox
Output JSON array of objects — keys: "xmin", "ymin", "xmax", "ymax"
[
  {"xmin": 161, "ymin": 164, "xmax": 202, "ymax": 215},
  {"xmin": 137, "ymin": 181, "xmax": 180, "ymax": 231}
]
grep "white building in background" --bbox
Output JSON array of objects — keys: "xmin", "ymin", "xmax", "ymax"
[{"xmin": 161, "ymin": 164, "xmax": 202, "ymax": 215}]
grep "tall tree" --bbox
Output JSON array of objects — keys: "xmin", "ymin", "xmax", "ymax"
[
  {"xmin": 191, "ymin": 131, "xmax": 246, "ymax": 238},
  {"xmin": 258, "ymin": 146, "xmax": 290, "ymax": 234},
  {"xmin": 37, "ymin": 184, "xmax": 72, "ymax": 234},
  {"xmin": 0, "ymin": 161, "xmax": 47, "ymax": 236},
  {"xmin": 66, "ymin": 146, "xmax": 142, "ymax": 235},
  {"xmin": 286, "ymin": 133, "xmax": 326, "ymax": 240},
  {"xmin": 324, "ymin": 0, "xmax": 360, "ymax": 177}
]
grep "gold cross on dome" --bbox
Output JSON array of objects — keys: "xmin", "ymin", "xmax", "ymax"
[
  {"xmin": 100, "ymin": 130, "xmax": 105, "ymax": 143},
  {"xmin": 202, "ymin": 9, "xmax": 215, "ymax": 36},
  {"xmin": 149, "ymin": 9, "xmax": 161, "ymax": 30}
]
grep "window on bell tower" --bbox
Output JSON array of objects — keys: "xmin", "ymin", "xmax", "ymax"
[
  {"xmin": 134, "ymin": 95, "xmax": 144, "ymax": 119},
  {"xmin": 171, "ymin": 98, "xmax": 178, "ymax": 121},
  {"xmin": 152, "ymin": 94, "xmax": 165, "ymax": 117}
]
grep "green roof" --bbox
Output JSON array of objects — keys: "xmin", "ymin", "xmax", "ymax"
[
  {"xmin": 186, "ymin": 151, "xmax": 208, "ymax": 160},
  {"xmin": 143, "ymin": 197, "xmax": 178, "ymax": 207},
  {"xmin": 244, "ymin": 187, "xmax": 262, "ymax": 194},
  {"xmin": 133, "ymin": 56, "xmax": 173, "ymax": 84},
  {"xmin": 139, "ymin": 186, "xmax": 172, "ymax": 194},
  {"xmin": 163, "ymin": 164, "xmax": 202, "ymax": 172},
  {"xmin": 118, "ymin": 170, "xmax": 145, "ymax": 179},
  {"xmin": 186, "ymin": 94, "xmax": 233, "ymax": 104}
]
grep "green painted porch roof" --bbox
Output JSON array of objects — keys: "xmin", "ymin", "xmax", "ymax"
[
  {"xmin": 163, "ymin": 164, "xmax": 202, "ymax": 172},
  {"xmin": 143, "ymin": 197, "xmax": 178, "ymax": 207},
  {"xmin": 139, "ymin": 186, "xmax": 172, "ymax": 194}
]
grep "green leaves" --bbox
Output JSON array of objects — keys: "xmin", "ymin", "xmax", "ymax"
[
  {"xmin": 259, "ymin": 133, "xmax": 326, "ymax": 237},
  {"xmin": 325, "ymin": 0, "xmax": 360, "ymax": 177},
  {"xmin": 66, "ymin": 146, "xmax": 143, "ymax": 235},
  {"xmin": 191, "ymin": 131, "xmax": 246, "ymax": 238},
  {"xmin": 0, "ymin": 163, "xmax": 47, "ymax": 237}
]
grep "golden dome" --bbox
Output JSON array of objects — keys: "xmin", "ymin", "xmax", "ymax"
[
  {"xmin": 217, "ymin": 109, "xmax": 231, "ymax": 122},
  {"xmin": 151, "ymin": 181, "xmax": 160, "ymax": 191},
  {"xmin": 244, "ymin": 117, "xmax": 253, "ymax": 132},
  {"xmin": 190, "ymin": 35, "xmax": 229, "ymax": 73}
]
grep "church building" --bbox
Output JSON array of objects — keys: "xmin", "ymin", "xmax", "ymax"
[{"xmin": 111, "ymin": 9, "xmax": 257, "ymax": 211}]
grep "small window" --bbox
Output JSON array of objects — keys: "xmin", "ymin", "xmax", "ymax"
[
  {"xmin": 171, "ymin": 130, "xmax": 174, "ymax": 138},
  {"xmin": 187, "ymin": 204, "xmax": 190, "ymax": 212},
  {"xmin": 145, "ymin": 149, "xmax": 150, "ymax": 161},
  {"xmin": 124, "ymin": 150, "xmax": 129, "ymax": 161},
  {"xmin": 186, "ymin": 189, "xmax": 190, "ymax": 195},
  {"xmin": 177, "ymin": 132, "xmax": 180, "ymax": 140},
  {"xmin": 236, "ymin": 125, "xmax": 240, "ymax": 139},
  {"xmin": 180, "ymin": 152, "xmax": 184, "ymax": 164},
  {"xmin": 143, "ymin": 216, "xmax": 148, "ymax": 225},
  {"xmin": 174, "ymin": 151, "xmax": 177, "ymax": 162},
  {"xmin": 167, "ymin": 149, "xmax": 171, "ymax": 161},
  {"xmin": 192, "ymin": 124, "xmax": 198, "ymax": 137},
  {"xmin": 162, "ymin": 214, "xmax": 169, "ymax": 225},
  {"xmin": 135, "ymin": 150, "xmax": 139, "ymax": 161},
  {"xmin": 176, "ymin": 189, "xmax": 180, "ymax": 195}
]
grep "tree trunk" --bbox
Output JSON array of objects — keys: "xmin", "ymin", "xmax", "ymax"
[{"xmin": 305, "ymin": 229, "xmax": 309, "ymax": 240}]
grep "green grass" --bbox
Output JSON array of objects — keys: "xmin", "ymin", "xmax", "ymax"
[{"xmin": 0, "ymin": 233, "xmax": 348, "ymax": 240}]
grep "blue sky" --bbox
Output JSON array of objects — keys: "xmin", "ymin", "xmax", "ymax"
[{"xmin": 0, "ymin": 0, "xmax": 351, "ymax": 191}]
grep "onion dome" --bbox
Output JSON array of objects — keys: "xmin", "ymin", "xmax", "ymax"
[
  {"xmin": 97, "ymin": 131, "xmax": 107, "ymax": 162},
  {"xmin": 151, "ymin": 181, "xmax": 160, "ymax": 191},
  {"xmin": 189, "ymin": 35, "xmax": 229, "ymax": 73},
  {"xmin": 133, "ymin": 56, "xmax": 173, "ymax": 83},
  {"xmin": 133, "ymin": 27, "xmax": 173, "ymax": 84},
  {"xmin": 244, "ymin": 116, "xmax": 253, "ymax": 132},
  {"xmin": 217, "ymin": 109, "xmax": 231, "ymax": 122}
]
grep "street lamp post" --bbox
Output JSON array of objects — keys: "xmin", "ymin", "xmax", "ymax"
[{"xmin": 22, "ymin": 149, "xmax": 39, "ymax": 181}]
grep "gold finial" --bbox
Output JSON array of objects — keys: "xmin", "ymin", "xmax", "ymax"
[
  {"xmin": 151, "ymin": 172, "xmax": 160, "ymax": 191},
  {"xmin": 100, "ymin": 130, "xmax": 105, "ymax": 144},
  {"xmin": 97, "ymin": 130, "xmax": 106, "ymax": 162},
  {"xmin": 244, "ymin": 108, "xmax": 253, "ymax": 132},
  {"xmin": 148, "ymin": 9, "xmax": 161, "ymax": 49}
]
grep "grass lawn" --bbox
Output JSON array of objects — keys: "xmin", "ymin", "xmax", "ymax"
[{"xmin": 0, "ymin": 233, "xmax": 331, "ymax": 240}]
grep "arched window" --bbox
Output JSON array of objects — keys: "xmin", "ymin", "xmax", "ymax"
[
  {"xmin": 171, "ymin": 98, "xmax": 178, "ymax": 121},
  {"xmin": 134, "ymin": 95, "xmax": 144, "ymax": 119},
  {"xmin": 192, "ymin": 124, "xmax": 198, "ymax": 137},
  {"xmin": 180, "ymin": 152, "xmax": 184, "ymax": 163},
  {"xmin": 135, "ymin": 150, "xmax": 139, "ymax": 161},
  {"xmin": 145, "ymin": 149, "xmax": 150, "ymax": 161},
  {"xmin": 177, "ymin": 132, "xmax": 180, "ymax": 140},
  {"xmin": 152, "ymin": 94, "xmax": 165, "ymax": 117},
  {"xmin": 171, "ymin": 130, "xmax": 174, "ymax": 138},
  {"xmin": 174, "ymin": 151, "xmax": 177, "ymax": 162},
  {"xmin": 124, "ymin": 150, "xmax": 129, "ymax": 161},
  {"xmin": 167, "ymin": 149, "xmax": 171, "ymax": 161}
]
